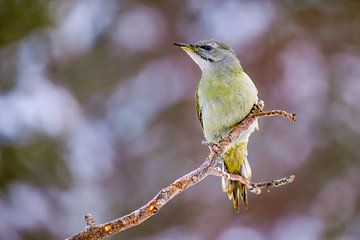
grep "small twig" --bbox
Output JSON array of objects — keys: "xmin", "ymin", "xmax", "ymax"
[
  {"xmin": 66, "ymin": 100, "xmax": 296, "ymax": 240},
  {"xmin": 210, "ymin": 167, "xmax": 294, "ymax": 194},
  {"xmin": 252, "ymin": 110, "xmax": 296, "ymax": 122},
  {"xmin": 85, "ymin": 214, "xmax": 96, "ymax": 227},
  {"xmin": 210, "ymin": 167, "xmax": 250, "ymax": 186},
  {"xmin": 253, "ymin": 175, "xmax": 296, "ymax": 191}
]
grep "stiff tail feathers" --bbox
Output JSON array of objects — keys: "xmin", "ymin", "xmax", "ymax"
[
  {"xmin": 221, "ymin": 156, "xmax": 252, "ymax": 213},
  {"xmin": 222, "ymin": 178, "xmax": 248, "ymax": 212}
]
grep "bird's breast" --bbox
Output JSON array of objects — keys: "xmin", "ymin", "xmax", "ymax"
[{"xmin": 198, "ymin": 72, "xmax": 258, "ymax": 143}]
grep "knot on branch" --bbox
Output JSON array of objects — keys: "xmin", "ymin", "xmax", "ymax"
[{"xmin": 85, "ymin": 214, "xmax": 96, "ymax": 227}]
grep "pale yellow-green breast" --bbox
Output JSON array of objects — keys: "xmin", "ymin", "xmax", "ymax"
[{"xmin": 197, "ymin": 70, "xmax": 258, "ymax": 143}]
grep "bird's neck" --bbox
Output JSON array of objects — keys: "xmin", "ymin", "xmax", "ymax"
[{"xmin": 201, "ymin": 60, "xmax": 243, "ymax": 81}]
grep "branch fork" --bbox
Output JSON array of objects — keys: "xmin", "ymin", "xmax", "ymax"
[{"xmin": 66, "ymin": 100, "xmax": 296, "ymax": 240}]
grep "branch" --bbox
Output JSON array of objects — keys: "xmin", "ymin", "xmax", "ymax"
[
  {"xmin": 210, "ymin": 167, "xmax": 295, "ymax": 194},
  {"xmin": 66, "ymin": 100, "xmax": 296, "ymax": 240}
]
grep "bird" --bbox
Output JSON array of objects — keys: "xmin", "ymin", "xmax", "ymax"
[{"xmin": 174, "ymin": 39, "xmax": 259, "ymax": 212}]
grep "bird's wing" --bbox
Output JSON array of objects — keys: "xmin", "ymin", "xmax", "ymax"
[{"xmin": 195, "ymin": 85, "xmax": 203, "ymax": 128}]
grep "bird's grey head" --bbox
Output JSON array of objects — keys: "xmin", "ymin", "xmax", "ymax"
[{"xmin": 174, "ymin": 39, "xmax": 240, "ymax": 72}]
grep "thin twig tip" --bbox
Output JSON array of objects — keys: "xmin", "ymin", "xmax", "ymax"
[{"xmin": 289, "ymin": 175, "xmax": 296, "ymax": 181}]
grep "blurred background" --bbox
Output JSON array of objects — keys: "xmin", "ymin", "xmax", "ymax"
[{"xmin": 0, "ymin": 0, "xmax": 359, "ymax": 239}]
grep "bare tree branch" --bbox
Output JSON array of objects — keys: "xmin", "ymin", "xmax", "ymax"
[
  {"xmin": 210, "ymin": 167, "xmax": 295, "ymax": 194},
  {"xmin": 66, "ymin": 100, "xmax": 296, "ymax": 240}
]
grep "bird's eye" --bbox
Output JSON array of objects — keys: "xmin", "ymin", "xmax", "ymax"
[{"xmin": 201, "ymin": 45, "xmax": 213, "ymax": 51}]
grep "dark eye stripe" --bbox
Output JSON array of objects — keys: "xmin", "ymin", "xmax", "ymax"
[{"xmin": 200, "ymin": 45, "xmax": 212, "ymax": 51}]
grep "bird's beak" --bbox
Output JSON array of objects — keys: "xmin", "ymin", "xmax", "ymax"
[{"xmin": 174, "ymin": 42, "xmax": 196, "ymax": 52}]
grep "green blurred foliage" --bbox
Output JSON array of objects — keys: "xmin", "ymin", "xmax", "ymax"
[
  {"xmin": 0, "ymin": 138, "xmax": 71, "ymax": 192},
  {"xmin": 0, "ymin": 0, "xmax": 360, "ymax": 239},
  {"xmin": 0, "ymin": 0, "xmax": 51, "ymax": 47}
]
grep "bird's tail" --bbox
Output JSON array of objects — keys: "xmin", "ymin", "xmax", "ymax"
[
  {"xmin": 222, "ymin": 144, "xmax": 252, "ymax": 212},
  {"xmin": 222, "ymin": 178, "xmax": 248, "ymax": 212}
]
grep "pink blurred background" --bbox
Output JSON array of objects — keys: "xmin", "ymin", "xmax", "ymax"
[{"xmin": 0, "ymin": 0, "xmax": 359, "ymax": 239}]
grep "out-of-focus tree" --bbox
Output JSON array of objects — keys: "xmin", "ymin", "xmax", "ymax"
[{"xmin": 0, "ymin": 0, "xmax": 359, "ymax": 239}]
